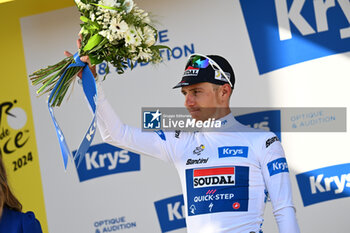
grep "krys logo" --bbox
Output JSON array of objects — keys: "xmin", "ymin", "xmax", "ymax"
[
  {"xmin": 73, "ymin": 143, "xmax": 140, "ymax": 182},
  {"xmin": 154, "ymin": 195, "xmax": 186, "ymax": 233},
  {"xmin": 267, "ymin": 158, "xmax": 289, "ymax": 176},
  {"xmin": 218, "ymin": 146, "xmax": 248, "ymax": 158},
  {"xmin": 240, "ymin": 0, "xmax": 350, "ymax": 74},
  {"xmin": 296, "ymin": 163, "xmax": 350, "ymax": 206},
  {"xmin": 0, "ymin": 100, "xmax": 33, "ymax": 172},
  {"xmin": 235, "ymin": 110, "xmax": 281, "ymax": 141}
]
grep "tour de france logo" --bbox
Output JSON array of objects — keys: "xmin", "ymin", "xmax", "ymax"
[{"xmin": 0, "ymin": 100, "xmax": 33, "ymax": 172}]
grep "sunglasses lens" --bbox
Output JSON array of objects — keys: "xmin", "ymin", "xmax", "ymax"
[{"xmin": 190, "ymin": 56, "xmax": 209, "ymax": 68}]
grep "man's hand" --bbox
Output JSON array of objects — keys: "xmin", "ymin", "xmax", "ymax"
[{"xmin": 64, "ymin": 35, "xmax": 97, "ymax": 78}]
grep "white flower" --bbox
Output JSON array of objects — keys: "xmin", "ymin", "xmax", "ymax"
[
  {"xmin": 123, "ymin": 0, "xmax": 134, "ymax": 13},
  {"xmin": 109, "ymin": 16, "xmax": 129, "ymax": 40},
  {"xmin": 136, "ymin": 27, "xmax": 143, "ymax": 40},
  {"xmin": 128, "ymin": 25, "xmax": 137, "ymax": 35},
  {"xmin": 79, "ymin": 26, "xmax": 88, "ymax": 35},
  {"xmin": 102, "ymin": 22, "xmax": 109, "ymax": 29},
  {"xmin": 131, "ymin": 27, "xmax": 143, "ymax": 46},
  {"xmin": 103, "ymin": 12, "xmax": 111, "ymax": 21},
  {"xmin": 101, "ymin": 11, "xmax": 112, "ymax": 29},
  {"xmin": 129, "ymin": 46, "xmax": 137, "ymax": 53},
  {"xmin": 90, "ymin": 12, "xmax": 96, "ymax": 22},
  {"xmin": 134, "ymin": 34, "xmax": 142, "ymax": 47},
  {"xmin": 143, "ymin": 26, "xmax": 156, "ymax": 46},
  {"xmin": 99, "ymin": 30, "xmax": 109, "ymax": 38},
  {"xmin": 99, "ymin": 0, "xmax": 118, "ymax": 8},
  {"xmin": 109, "ymin": 17, "xmax": 119, "ymax": 33},
  {"xmin": 118, "ymin": 21, "xmax": 129, "ymax": 34},
  {"xmin": 124, "ymin": 30, "xmax": 136, "ymax": 46},
  {"xmin": 124, "ymin": 25, "xmax": 142, "ymax": 46},
  {"xmin": 96, "ymin": 14, "xmax": 104, "ymax": 21},
  {"xmin": 133, "ymin": 7, "xmax": 144, "ymax": 17},
  {"xmin": 129, "ymin": 47, "xmax": 138, "ymax": 62},
  {"xmin": 99, "ymin": 30, "xmax": 117, "ymax": 43},
  {"xmin": 75, "ymin": 0, "xmax": 91, "ymax": 10},
  {"xmin": 137, "ymin": 48, "xmax": 153, "ymax": 61},
  {"xmin": 143, "ymin": 16, "xmax": 151, "ymax": 24}
]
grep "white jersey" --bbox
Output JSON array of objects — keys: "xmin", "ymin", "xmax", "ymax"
[{"xmin": 95, "ymin": 86, "xmax": 300, "ymax": 233}]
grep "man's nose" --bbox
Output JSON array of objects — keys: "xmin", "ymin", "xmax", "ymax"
[{"xmin": 185, "ymin": 94, "xmax": 195, "ymax": 107}]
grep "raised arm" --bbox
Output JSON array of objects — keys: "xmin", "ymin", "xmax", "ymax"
[
  {"xmin": 95, "ymin": 83, "xmax": 173, "ymax": 163},
  {"xmin": 64, "ymin": 38, "xmax": 173, "ymax": 163}
]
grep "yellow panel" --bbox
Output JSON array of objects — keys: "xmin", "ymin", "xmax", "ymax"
[
  {"xmin": 0, "ymin": 0, "xmax": 14, "ymax": 4},
  {"xmin": 0, "ymin": 1, "xmax": 74, "ymax": 232}
]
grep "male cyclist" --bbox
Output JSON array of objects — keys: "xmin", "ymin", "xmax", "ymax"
[{"xmin": 66, "ymin": 48, "xmax": 300, "ymax": 232}]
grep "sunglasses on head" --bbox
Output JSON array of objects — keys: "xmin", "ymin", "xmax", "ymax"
[{"xmin": 186, "ymin": 53, "xmax": 233, "ymax": 88}]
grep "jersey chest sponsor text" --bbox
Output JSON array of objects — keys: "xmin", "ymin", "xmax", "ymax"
[
  {"xmin": 186, "ymin": 166, "xmax": 249, "ymax": 216},
  {"xmin": 193, "ymin": 167, "xmax": 235, "ymax": 188}
]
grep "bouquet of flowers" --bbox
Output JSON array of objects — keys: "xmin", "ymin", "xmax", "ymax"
[{"xmin": 30, "ymin": 0, "xmax": 168, "ymax": 107}]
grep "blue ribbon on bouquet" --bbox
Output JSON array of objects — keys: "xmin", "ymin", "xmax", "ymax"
[{"xmin": 48, "ymin": 52, "xmax": 97, "ymax": 170}]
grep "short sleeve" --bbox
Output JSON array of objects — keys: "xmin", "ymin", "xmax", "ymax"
[{"xmin": 22, "ymin": 211, "xmax": 43, "ymax": 233}]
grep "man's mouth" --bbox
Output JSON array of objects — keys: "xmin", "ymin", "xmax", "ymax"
[{"xmin": 188, "ymin": 108, "xmax": 200, "ymax": 114}]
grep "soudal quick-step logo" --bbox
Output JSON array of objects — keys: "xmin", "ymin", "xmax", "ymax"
[
  {"xmin": 240, "ymin": 0, "xmax": 350, "ymax": 74},
  {"xmin": 218, "ymin": 146, "xmax": 248, "ymax": 158},
  {"xmin": 73, "ymin": 143, "xmax": 140, "ymax": 182},
  {"xmin": 296, "ymin": 163, "xmax": 350, "ymax": 206},
  {"xmin": 186, "ymin": 166, "xmax": 249, "ymax": 216},
  {"xmin": 183, "ymin": 66, "xmax": 199, "ymax": 77},
  {"xmin": 193, "ymin": 167, "xmax": 235, "ymax": 188},
  {"xmin": 154, "ymin": 195, "xmax": 186, "ymax": 233}
]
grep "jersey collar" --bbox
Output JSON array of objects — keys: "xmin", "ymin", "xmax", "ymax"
[{"xmin": 194, "ymin": 113, "xmax": 240, "ymax": 133}]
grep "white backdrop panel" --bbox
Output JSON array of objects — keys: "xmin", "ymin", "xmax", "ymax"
[{"xmin": 21, "ymin": 0, "xmax": 350, "ymax": 232}]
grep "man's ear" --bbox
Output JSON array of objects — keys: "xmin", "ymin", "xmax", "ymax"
[{"xmin": 221, "ymin": 84, "xmax": 232, "ymax": 99}]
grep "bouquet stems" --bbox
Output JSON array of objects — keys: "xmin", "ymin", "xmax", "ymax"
[{"xmin": 30, "ymin": 56, "xmax": 82, "ymax": 107}]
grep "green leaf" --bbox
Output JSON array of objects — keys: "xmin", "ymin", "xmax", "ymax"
[
  {"xmin": 105, "ymin": 65, "xmax": 110, "ymax": 74},
  {"xmin": 80, "ymin": 16, "xmax": 100, "ymax": 30},
  {"xmin": 84, "ymin": 24, "xmax": 97, "ymax": 31},
  {"xmin": 103, "ymin": 64, "xmax": 110, "ymax": 80},
  {"xmin": 89, "ymin": 54, "xmax": 103, "ymax": 65},
  {"xmin": 80, "ymin": 16, "xmax": 89, "ymax": 23},
  {"xmin": 91, "ymin": 3, "xmax": 122, "ymax": 11},
  {"xmin": 83, "ymin": 34, "xmax": 103, "ymax": 52},
  {"xmin": 89, "ymin": 38, "xmax": 108, "ymax": 53},
  {"xmin": 152, "ymin": 45, "xmax": 171, "ymax": 51}
]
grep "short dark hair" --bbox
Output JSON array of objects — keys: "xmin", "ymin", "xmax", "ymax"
[{"xmin": 211, "ymin": 83, "xmax": 233, "ymax": 97}]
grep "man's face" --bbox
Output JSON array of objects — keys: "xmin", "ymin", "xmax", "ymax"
[{"xmin": 181, "ymin": 82, "xmax": 222, "ymax": 121}]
